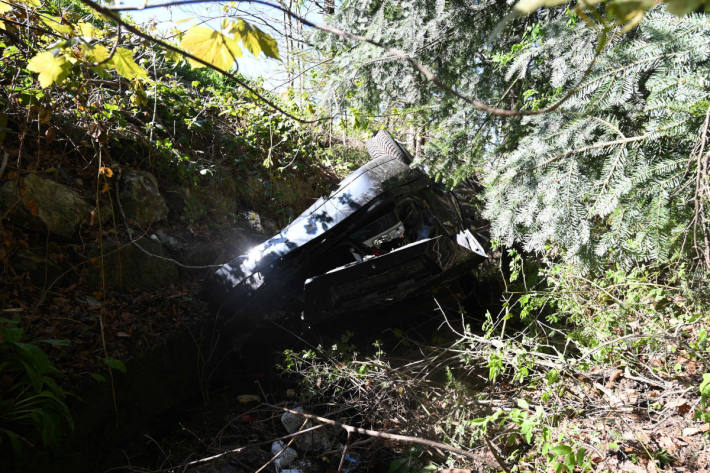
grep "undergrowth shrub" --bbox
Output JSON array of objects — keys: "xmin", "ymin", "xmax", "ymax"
[
  {"xmin": 0, "ymin": 317, "xmax": 72, "ymax": 453},
  {"xmin": 282, "ymin": 259, "xmax": 710, "ymax": 471}
]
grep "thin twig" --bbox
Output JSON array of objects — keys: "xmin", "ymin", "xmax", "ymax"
[
  {"xmin": 172, "ymin": 421, "xmax": 324, "ymax": 471},
  {"xmin": 268, "ymin": 404, "xmax": 479, "ymax": 460},
  {"xmin": 336, "ymin": 430, "xmax": 352, "ymax": 473},
  {"xmin": 254, "ymin": 418, "xmax": 308, "ymax": 473},
  {"xmin": 483, "ymin": 436, "xmax": 512, "ymax": 473}
]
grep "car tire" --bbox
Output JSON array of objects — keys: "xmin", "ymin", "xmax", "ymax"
[{"xmin": 366, "ymin": 130, "xmax": 412, "ymax": 164}]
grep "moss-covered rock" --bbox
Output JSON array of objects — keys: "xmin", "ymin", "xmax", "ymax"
[
  {"xmin": 119, "ymin": 170, "xmax": 168, "ymax": 228},
  {"xmin": 0, "ymin": 174, "xmax": 92, "ymax": 238}
]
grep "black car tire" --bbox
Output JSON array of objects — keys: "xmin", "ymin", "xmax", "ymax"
[{"xmin": 366, "ymin": 130, "xmax": 412, "ymax": 164}]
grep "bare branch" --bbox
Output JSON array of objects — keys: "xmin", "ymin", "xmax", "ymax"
[{"xmin": 268, "ymin": 404, "xmax": 481, "ymax": 460}]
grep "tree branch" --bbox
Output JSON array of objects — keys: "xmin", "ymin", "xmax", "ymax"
[
  {"xmin": 268, "ymin": 404, "xmax": 480, "ymax": 460},
  {"xmin": 78, "ymin": 0, "xmax": 327, "ymax": 124},
  {"xmin": 106, "ymin": 0, "xmax": 607, "ymax": 118}
]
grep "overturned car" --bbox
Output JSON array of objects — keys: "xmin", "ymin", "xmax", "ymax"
[{"xmin": 204, "ymin": 130, "xmax": 487, "ymax": 324}]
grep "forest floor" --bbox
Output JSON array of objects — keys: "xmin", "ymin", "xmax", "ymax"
[{"xmin": 71, "ymin": 295, "xmax": 710, "ymax": 473}]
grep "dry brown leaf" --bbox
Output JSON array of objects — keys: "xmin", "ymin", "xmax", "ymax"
[
  {"xmin": 24, "ymin": 198, "xmax": 39, "ymax": 216},
  {"xmin": 607, "ymin": 368, "xmax": 624, "ymax": 387},
  {"xmin": 657, "ymin": 435, "xmax": 677, "ymax": 454},
  {"xmin": 38, "ymin": 108, "xmax": 51, "ymax": 124},
  {"xmin": 666, "ymin": 398, "xmax": 691, "ymax": 415}
]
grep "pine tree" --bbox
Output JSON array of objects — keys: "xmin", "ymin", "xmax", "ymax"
[{"xmin": 316, "ymin": 3, "xmax": 710, "ymax": 268}]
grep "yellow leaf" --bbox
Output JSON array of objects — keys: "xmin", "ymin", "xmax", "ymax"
[
  {"xmin": 41, "ymin": 15, "xmax": 74, "ymax": 35},
  {"xmin": 237, "ymin": 394, "xmax": 260, "ymax": 404},
  {"xmin": 27, "ymin": 51, "xmax": 70, "ymax": 88},
  {"xmin": 15, "ymin": 0, "xmax": 40, "ymax": 7},
  {"xmin": 76, "ymin": 21, "xmax": 103, "ymax": 38},
  {"xmin": 230, "ymin": 19, "xmax": 280, "ymax": 60},
  {"xmin": 514, "ymin": 0, "xmax": 578, "ymax": 15},
  {"xmin": 0, "ymin": 1, "xmax": 12, "ymax": 14},
  {"xmin": 108, "ymin": 48, "xmax": 148, "ymax": 80},
  {"xmin": 99, "ymin": 166, "xmax": 113, "ymax": 178},
  {"xmin": 0, "ymin": 20, "xmax": 5, "ymax": 30},
  {"xmin": 163, "ymin": 44, "xmax": 184, "ymax": 63},
  {"xmin": 175, "ymin": 16, "xmax": 194, "ymax": 24},
  {"xmin": 100, "ymin": 182, "xmax": 110, "ymax": 194},
  {"xmin": 179, "ymin": 26, "xmax": 242, "ymax": 70},
  {"xmin": 82, "ymin": 44, "xmax": 109, "ymax": 63}
]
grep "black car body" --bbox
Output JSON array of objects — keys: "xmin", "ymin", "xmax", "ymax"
[{"xmin": 204, "ymin": 130, "xmax": 487, "ymax": 324}]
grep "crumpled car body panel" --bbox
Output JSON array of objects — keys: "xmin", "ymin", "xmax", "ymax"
[{"xmin": 204, "ymin": 131, "xmax": 487, "ymax": 320}]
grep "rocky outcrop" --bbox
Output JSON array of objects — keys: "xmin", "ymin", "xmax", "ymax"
[
  {"xmin": 119, "ymin": 170, "xmax": 168, "ymax": 228},
  {"xmin": 0, "ymin": 174, "xmax": 92, "ymax": 238},
  {"xmin": 172, "ymin": 169, "xmax": 238, "ymax": 223}
]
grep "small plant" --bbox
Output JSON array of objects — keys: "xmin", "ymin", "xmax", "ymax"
[
  {"xmin": 696, "ymin": 373, "xmax": 710, "ymax": 425},
  {"xmin": 545, "ymin": 444, "xmax": 588, "ymax": 473},
  {"xmin": 0, "ymin": 317, "xmax": 72, "ymax": 453}
]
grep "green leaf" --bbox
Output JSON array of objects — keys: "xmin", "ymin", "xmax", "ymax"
[
  {"xmin": 700, "ymin": 373, "xmax": 710, "ymax": 398},
  {"xmin": 387, "ymin": 457, "xmax": 414, "ymax": 473},
  {"xmin": 15, "ymin": 342, "xmax": 54, "ymax": 374},
  {"xmin": 179, "ymin": 26, "xmax": 242, "ymax": 70},
  {"xmin": 90, "ymin": 372, "xmax": 106, "ymax": 383},
  {"xmin": 550, "ymin": 444, "xmax": 573, "ymax": 456},
  {"xmin": 102, "ymin": 357, "xmax": 127, "ymax": 375},
  {"xmin": 27, "ymin": 52, "xmax": 70, "ymax": 88},
  {"xmin": 517, "ymin": 398, "xmax": 530, "ymax": 410},
  {"xmin": 108, "ymin": 48, "xmax": 148, "ymax": 81},
  {"xmin": 229, "ymin": 19, "xmax": 280, "ymax": 60}
]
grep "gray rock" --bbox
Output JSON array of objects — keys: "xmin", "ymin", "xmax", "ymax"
[
  {"xmin": 239, "ymin": 210, "xmax": 264, "ymax": 233},
  {"xmin": 272, "ymin": 440, "xmax": 298, "ymax": 470},
  {"xmin": 87, "ymin": 237, "xmax": 179, "ymax": 290},
  {"xmin": 154, "ymin": 230, "xmax": 183, "ymax": 252},
  {"xmin": 281, "ymin": 408, "xmax": 334, "ymax": 453},
  {"xmin": 119, "ymin": 170, "xmax": 168, "ymax": 228},
  {"xmin": 0, "ymin": 174, "xmax": 92, "ymax": 238},
  {"xmin": 281, "ymin": 408, "xmax": 306, "ymax": 434}
]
